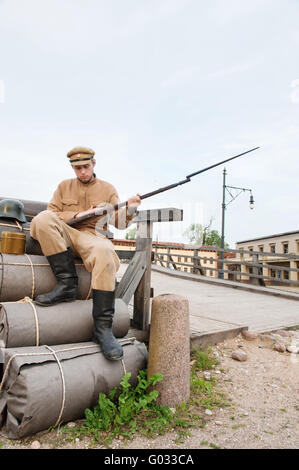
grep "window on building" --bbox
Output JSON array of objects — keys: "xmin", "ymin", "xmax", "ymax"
[
  {"xmin": 284, "ymin": 270, "xmax": 289, "ymax": 280},
  {"xmin": 210, "ymin": 257, "xmax": 213, "ymax": 264},
  {"xmin": 178, "ymin": 257, "xmax": 181, "ymax": 262},
  {"xmin": 209, "ymin": 270, "xmax": 213, "ymax": 276},
  {"xmin": 282, "ymin": 243, "xmax": 288, "ymax": 254},
  {"xmin": 248, "ymin": 246, "xmax": 253, "ymax": 252},
  {"xmin": 270, "ymin": 244, "xmax": 275, "ymax": 253},
  {"xmin": 258, "ymin": 245, "xmax": 264, "ymax": 252},
  {"xmin": 270, "ymin": 269, "xmax": 276, "ymax": 278}
]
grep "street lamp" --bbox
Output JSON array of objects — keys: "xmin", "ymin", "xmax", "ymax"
[{"xmin": 219, "ymin": 167, "xmax": 255, "ymax": 279}]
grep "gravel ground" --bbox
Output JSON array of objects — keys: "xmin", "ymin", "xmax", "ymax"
[{"xmin": 1, "ymin": 329, "xmax": 298, "ymax": 451}]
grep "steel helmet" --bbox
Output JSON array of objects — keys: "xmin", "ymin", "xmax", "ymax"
[{"xmin": 0, "ymin": 199, "xmax": 27, "ymax": 223}]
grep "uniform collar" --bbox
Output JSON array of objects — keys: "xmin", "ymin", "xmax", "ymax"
[{"xmin": 76, "ymin": 173, "xmax": 97, "ymax": 186}]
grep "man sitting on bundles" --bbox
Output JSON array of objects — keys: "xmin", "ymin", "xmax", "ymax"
[{"xmin": 30, "ymin": 146, "xmax": 141, "ymax": 361}]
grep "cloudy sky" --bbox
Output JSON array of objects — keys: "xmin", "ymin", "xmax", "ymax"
[{"xmin": 0, "ymin": 0, "xmax": 298, "ymax": 246}]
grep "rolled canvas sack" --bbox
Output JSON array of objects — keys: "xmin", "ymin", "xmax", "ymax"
[
  {"xmin": 0, "ymin": 298, "xmax": 130, "ymax": 348},
  {"xmin": 0, "ymin": 253, "xmax": 92, "ymax": 302},
  {"xmin": 0, "ymin": 338, "xmax": 148, "ymax": 439}
]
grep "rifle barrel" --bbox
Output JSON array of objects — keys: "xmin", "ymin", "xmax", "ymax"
[{"xmin": 140, "ymin": 178, "xmax": 191, "ymax": 201}]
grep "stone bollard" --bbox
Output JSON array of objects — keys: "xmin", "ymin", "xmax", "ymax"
[{"xmin": 147, "ymin": 294, "xmax": 190, "ymax": 407}]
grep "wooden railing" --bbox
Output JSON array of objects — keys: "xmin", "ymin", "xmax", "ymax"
[{"xmin": 151, "ymin": 243, "xmax": 299, "ymax": 288}]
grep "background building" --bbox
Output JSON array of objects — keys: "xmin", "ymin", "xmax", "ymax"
[{"xmin": 232, "ymin": 230, "xmax": 299, "ymax": 285}]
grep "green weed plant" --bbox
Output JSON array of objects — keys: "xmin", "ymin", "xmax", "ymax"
[{"xmin": 61, "ymin": 347, "xmax": 229, "ymax": 446}]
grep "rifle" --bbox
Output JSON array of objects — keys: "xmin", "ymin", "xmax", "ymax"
[{"xmin": 66, "ymin": 146, "xmax": 259, "ymax": 226}]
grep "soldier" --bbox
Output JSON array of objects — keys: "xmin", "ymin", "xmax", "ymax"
[{"xmin": 30, "ymin": 146, "xmax": 141, "ymax": 361}]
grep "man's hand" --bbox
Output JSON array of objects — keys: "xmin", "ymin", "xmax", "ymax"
[
  {"xmin": 75, "ymin": 207, "xmax": 97, "ymax": 219},
  {"xmin": 75, "ymin": 195, "xmax": 141, "ymax": 220},
  {"xmin": 127, "ymin": 193, "xmax": 141, "ymax": 210}
]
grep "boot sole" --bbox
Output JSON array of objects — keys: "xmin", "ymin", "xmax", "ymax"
[
  {"xmin": 106, "ymin": 355, "xmax": 124, "ymax": 361},
  {"xmin": 34, "ymin": 298, "xmax": 77, "ymax": 307},
  {"xmin": 92, "ymin": 339, "xmax": 124, "ymax": 361}
]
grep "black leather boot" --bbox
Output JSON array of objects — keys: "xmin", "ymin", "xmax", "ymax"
[
  {"xmin": 92, "ymin": 289, "xmax": 123, "ymax": 361},
  {"xmin": 34, "ymin": 247, "xmax": 78, "ymax": 306}
]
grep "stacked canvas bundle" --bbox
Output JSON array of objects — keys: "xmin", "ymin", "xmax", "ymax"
[
  {"xmin": 0, "ymin": 253, "xmax": 92, "ymax": 301},
  {"xmin": 0, "ymin": 298, "xmax": 130, "ymax": 348},
  {"xmin": 0, "ymin": 339, "xmax": 148, "ymax": 439},
  {"xmin": 0, "ymin": 197, "xmax": 148, "ymax": 439}
]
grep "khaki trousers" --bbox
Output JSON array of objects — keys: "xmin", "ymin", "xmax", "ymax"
[{"xmin": 30, "ymin": 210, "xmax": 120, "ymax": 291}]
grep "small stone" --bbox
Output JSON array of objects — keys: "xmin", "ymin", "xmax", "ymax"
[
  {"xmin": 274, "ymin": 343, "xmax": 286, "ymax": 353},
  {"xmin": 275, "ymin": 329, "xmax": 293, "ymax": 337},
  {"xmin": 242, "ymin": 330, "xmax": 258, "ymax": 341},
  {"xmin": 205, "ymin": 409, "xmax": 213, "ymax": 415},
  {"xmin": 30, "ymin": 440, "xmax": 41, "ymax": 449},
  {"xmin": 67, "ymin": 422, "xmax": 76, "ymax": 427},
  {"xmin": 231, "ymin": 350, "xmax": 248, "ymax": 362},
  {"xmin": 287, "ymin": 345, "xmax": 299, "ymax": 354},
  {"xmin": 215, "ymin": 420, "xmax": 223, "ymax": 426}
]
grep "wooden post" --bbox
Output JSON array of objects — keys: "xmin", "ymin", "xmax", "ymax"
[
  {"xmin": 166, "ymin": 247, "xmax": 170, "ymax": 268},
  {"xmin": 133, "ymin": 220, "xmax": 153, "ymax": 331},
  {"xmin": 251, "ymin": 254, "xmax": 260, "ymax": 286},
  {"xmin": 193, "ymin": 249, "xmax": 198, "ymax": 274}
]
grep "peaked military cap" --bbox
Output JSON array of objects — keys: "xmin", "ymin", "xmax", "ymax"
[{"xmin": 67, "ymin": 146, "xmax": 95, "ymax": 166}]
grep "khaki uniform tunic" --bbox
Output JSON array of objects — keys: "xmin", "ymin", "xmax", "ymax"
[{"xmin": 30, "ymin": 175, "xmax": 136, "ymax": 291}]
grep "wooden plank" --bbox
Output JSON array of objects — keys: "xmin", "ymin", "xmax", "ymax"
[{"xmin": 115, "ymin": 251, "xmax": 147, "ymax": 304}]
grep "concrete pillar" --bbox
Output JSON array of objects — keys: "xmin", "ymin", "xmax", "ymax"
[{"xmin": 147, "ymin": 294, "xmax": 190, "ymax": 407}]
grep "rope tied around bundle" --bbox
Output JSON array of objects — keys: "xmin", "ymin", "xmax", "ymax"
[{"xmin": 17, "ymin": 296, "xmax": 39, "ymax": 346}]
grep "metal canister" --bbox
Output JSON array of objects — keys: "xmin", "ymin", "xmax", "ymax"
[{"xmin": 0, "ymin": 231, "xmax": 26, "ymax": 254}]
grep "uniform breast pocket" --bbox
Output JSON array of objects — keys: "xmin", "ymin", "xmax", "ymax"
[
  {"xmin": 61, "ymin": 198, "xmax": 79, "ymax": 211},
  {"xmin": 90, "ymin": 200, "xmax": 110, "ymax": 209}
]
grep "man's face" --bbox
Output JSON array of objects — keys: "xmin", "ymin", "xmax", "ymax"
[{"xmin": 72, "ymin": 160, "xmax": 96, "ymax": 183}]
